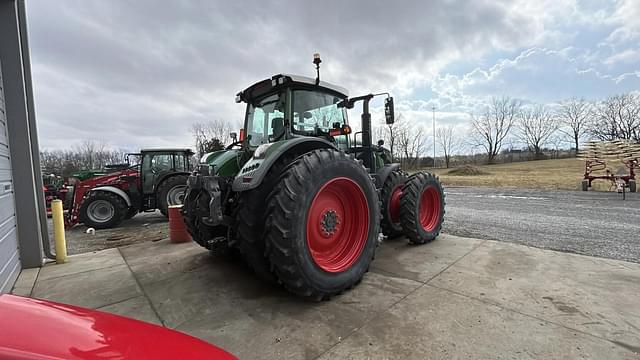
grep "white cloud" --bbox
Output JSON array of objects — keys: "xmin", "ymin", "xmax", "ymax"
[
  {"xmin": 24, "ymin": 0, "xmax": 640, "ymax": 151},
  {"xmin": 604, "ymin": 0, "xmax": 640, "ymax": 45},
  {"xmin": 430, "ymin": 47, "xmax": 640, "ymax": 111}
]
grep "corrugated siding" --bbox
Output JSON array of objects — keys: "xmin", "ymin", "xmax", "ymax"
[{"xmin": 0, "ymin": 65, "xmax": 20, "ymax": 294}]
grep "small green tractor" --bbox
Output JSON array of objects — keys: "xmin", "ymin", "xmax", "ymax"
[{"xmin": 182, "ymin": 55, "xmax": 445, "ymax": 300}]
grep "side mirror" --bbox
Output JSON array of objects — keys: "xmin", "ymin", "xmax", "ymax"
[
  {"xmin": 384, "ymin": 97, "xmax": 395, "ymax": 124},
  {"xmin": 377, "ymin": 139, "xmax": 384, "ymax": 146},
  {"xmin": 230, "ymin": 132, "xmax": 238, "ymax": 142}
]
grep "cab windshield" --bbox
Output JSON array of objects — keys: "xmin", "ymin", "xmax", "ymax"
[
  {"xmin": 292, "ymin": 90, "xmax": 346, "ymax": 136},
  {"xmin": 246, "ymin": 93, "xmax": 285, "ymax": 146}
]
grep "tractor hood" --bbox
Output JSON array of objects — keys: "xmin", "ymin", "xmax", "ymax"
[
  {"xmin": 0, "ymin": 294, "xmax": 235, "ymax": 359},
  {"xmin": 201, "ymin": 149, "xmax": 243, "ymax": 177}
]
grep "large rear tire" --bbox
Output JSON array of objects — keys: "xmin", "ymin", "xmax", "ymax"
[
  {"xmin": 157, "ymin": 175, "xmax": 188, "ymax": 216},
  {"xmin": 399, "ymin": 172, "xmax": 445, "ymax": 245},
  {"xmin": 232, "ymin": 155, "xmax": 295, "ymax": 282},
  {"xmin": 79, "ymin": 191, "xmax": 127, "ymax": 229},
  {"xmin": 629, "ymin": 179, "xmax": 636, "ymax": 193},
  {"xmin": 265, "ymin": 149, "xmax": 380, "ymax": 300},
  {"xmin": 380, "ymin": 170, "xmax": 408, "ymax": 238}
]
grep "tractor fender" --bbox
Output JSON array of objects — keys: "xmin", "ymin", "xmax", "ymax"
[
  {"xmin": 375, "ymin": 163, "xmax": 401, "ymax": 188},
  {"xmin": 90, "ymin": 186, "xmax": 132, "ymax": 207},
  {"xmin": 232, "ymin": 137, "xmax": 336, "ymax": 192}
]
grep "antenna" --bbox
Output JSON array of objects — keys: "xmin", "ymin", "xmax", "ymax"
[{"xmin": 313, "ymin": 53, "xmax": 322, "ymax": 85}]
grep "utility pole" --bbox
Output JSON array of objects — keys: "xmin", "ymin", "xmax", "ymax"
[{"xmin": 432, "ymin": 105, "xmax": 436, "ymax": 168}]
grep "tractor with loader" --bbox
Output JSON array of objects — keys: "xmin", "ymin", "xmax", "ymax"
[
  {"xmin": 65, "ymin": 149, "xmax": 194, "ymax": 229},
  {"xmin": 182, "ymin": 55, "xmax": 445, "ymax": 300}
]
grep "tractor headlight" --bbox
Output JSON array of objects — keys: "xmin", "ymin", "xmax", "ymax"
[{"xmin": 254, "ymin": 143, "xmax": 273, "ymax": 159}]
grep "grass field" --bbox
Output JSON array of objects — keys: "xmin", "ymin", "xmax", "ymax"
[{"xmin": 426, "ymin": 158, "xmax": 624, "ymax": 191}]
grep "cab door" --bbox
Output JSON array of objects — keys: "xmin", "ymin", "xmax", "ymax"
[{"xmin": 141, "ymin": 153, "xmax": 175, "ymax": 194}]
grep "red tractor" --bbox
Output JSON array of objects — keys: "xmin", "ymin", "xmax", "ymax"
[
  {"xmin": 42, "ymin": 174, "xmax": 69, "ymax": 217},
  {"xmin": 66, "ymin": 149, "xmax": 194, "ymax": 229}
]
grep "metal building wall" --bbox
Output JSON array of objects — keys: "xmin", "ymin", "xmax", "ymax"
[
  {"xmin": 0, "ymin": 65, "xmax": 20, "ymax": 293},
  {"xmin": 0, "ymin": 0, "xmax": 49, "ymax": 293}
]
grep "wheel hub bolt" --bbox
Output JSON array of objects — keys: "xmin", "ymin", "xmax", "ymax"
[{"xmin": 321, "ymin": 209, "xmax": 340, "ymax": 236}]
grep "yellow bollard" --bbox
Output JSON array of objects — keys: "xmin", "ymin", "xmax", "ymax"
[{"xmin": 51, "ymin": 199, "xmax": 67, "ymax": 264}]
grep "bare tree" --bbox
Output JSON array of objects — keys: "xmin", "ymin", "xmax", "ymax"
[
  {"xmin": 40, "ymin": 145, "xmax": 129, "ymax": 176},
  {"xmin": 590, "ymin": 93, "xmax": 640, "ymax": 142},
  {"xmin": 75, "ymin": 140, "xmax": 109, "ymax": 170},
  {"xmin": 517, "ymin": 104, "xmax": 558, "ymax": 159},
  {"xmin": 436, "ymin": 125, "xmax": 462, "ymax": 168},
  {"xmin": 471, "ymin": 96, "xmax": 521, "ymax": 164},
  {"xmin": 558, "ymin": 97, "xmax": 591, "ymax": 154},
  {"xmin": 191, "ymin": 119, "xmax": 234, "ymax": 157},
  {"xmin": 396, "ymin": 120, "xmax": 427, "ymax": 169}
]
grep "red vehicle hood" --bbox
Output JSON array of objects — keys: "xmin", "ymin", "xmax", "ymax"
[{"xmin": 0, "ymin": 294, "xmax": 235, "ymax": 360}]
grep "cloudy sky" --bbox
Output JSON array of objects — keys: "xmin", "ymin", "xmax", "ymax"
[{"xmin": 27, "ymin": 0, "xmax": 639, "ymax": 152}]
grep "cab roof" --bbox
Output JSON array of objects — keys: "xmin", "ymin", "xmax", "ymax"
[
  {"xmin": 237, "ymin": 74, "xmax": 349, "ymax": 103},
  {"xmin": 139, "ymin": 148, "xmax": 194, "ymax": 155}
]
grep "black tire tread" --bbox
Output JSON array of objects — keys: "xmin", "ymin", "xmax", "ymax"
[
  {"xmin": 157, "ymin": 174, "xmax": 189, "ymax": 216},
  {"xmin": 79, "ymin": 191, "xmax": 127, "ymax": 229},
  {"xmin": 399, "ymin": 172, "xmax": 445, "ymax": 245},
  {"xmin": 380, "ymin": 170, "xmax": 409, "ymax": 238},
  {"xmin": 182, "ymin": 188, "xmax": 227, "ymax": 250},
  {"xmin": 232, "ymin": 156, "xmax": 295, "ymax": 282},
  {"xmin": 264, "ymin": 149, "xmax": 380, "ymax": 300}
]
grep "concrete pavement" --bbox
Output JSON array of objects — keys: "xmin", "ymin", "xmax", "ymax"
[{"xmin": 12, "ymin": 235, "xmax": 640, "ymax": 359}]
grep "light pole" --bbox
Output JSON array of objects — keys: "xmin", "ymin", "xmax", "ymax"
[{"xmin": 432, "ymin": 106, "xmax": 436, "ymax": 168}]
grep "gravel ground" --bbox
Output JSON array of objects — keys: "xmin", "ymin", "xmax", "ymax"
[
  {"xmin": 442, "ymin": 186, "xmax": 640, "ymax": 263},
  {"xmin": 47, "ymin": 211, "xmax": 169, "ymax": 255}
]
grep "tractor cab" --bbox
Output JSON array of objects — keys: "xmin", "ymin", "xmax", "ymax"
[
  {"xmin": 235, "ymin": 76, "xmax": 394, "ymax": 174},
  {"xmin": 139, "ymin": 149, "xmax": 193, "ymax": 195},
  {"xmin": 237, "ymin": 74, "xmax": 351, "ymax": 149}
]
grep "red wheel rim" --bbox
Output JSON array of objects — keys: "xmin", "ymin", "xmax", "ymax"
[
  {"xmin": 419, "ymin": 186, "xmax": 441, "ymax": 232},
  {"xmin": 306, "ymin": 177, "xmax": 369, "ymax": 273},
  {"xmin": 389, "ymin": 185, "xmax": 403, "ymax": 224}
]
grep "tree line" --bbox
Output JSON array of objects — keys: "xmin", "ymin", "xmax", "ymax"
[
  {"xmin": 377, "ymin": 92, "xmax": 639, "ymax": 168},
  {"xmin": 40, "ymin": 140, "xmax": 130, "ymax": 177},
  {"xmin": 470, "ymin": 92, "xmax": 639, "ymax": 164}
]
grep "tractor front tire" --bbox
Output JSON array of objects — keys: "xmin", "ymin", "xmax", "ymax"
[
  {"xmin": 380, "ymin": 170, "xmax": 409, "ymax": 239},
  {"xmin": 265, "ymin": 149, "xmax": 380, "ymax": 300},
  {"xmin": 157, "ymin": 175, "xmax": 189, "ymax": 216},
  {"xmin": 629, "ymin": 180, "xmax": 636, "ymax": 193},
  {"xmin": 79, "ymin": 191, "xmax": 127, "ymax": 229},
  {"xmin": 182, "ymin": 186, "xmax": 232, "ymax": 256},
  {"xmin": 399, "ymin": 172, "xmax": 445, "ymax": 245}
]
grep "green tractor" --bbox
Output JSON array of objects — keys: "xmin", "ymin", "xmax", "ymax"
[{"xmin": 182, "ymin": 55, "xmax": 445, "ymax": 300}]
